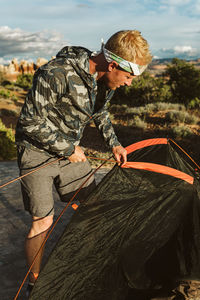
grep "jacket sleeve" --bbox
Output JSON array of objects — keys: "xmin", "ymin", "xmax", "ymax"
[
  {"xmin": 17, "ymin": 71, "xmax": 75, "ymax": 157},
  {"xmin": 94, "ymin": 107, "xmax": 121, "ymax": 149}
]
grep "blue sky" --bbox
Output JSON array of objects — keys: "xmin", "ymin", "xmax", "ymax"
[{"xmin": 0, "ymin": 0, "xmax": 200, "ymax": 64}]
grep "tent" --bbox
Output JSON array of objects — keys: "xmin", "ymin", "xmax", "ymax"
[{"xmin": 29, "ymin": 138, "xmax": 200, "ymax": 300}]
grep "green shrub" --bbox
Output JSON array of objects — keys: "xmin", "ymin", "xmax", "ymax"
[
  {"xmin": 165, "ymin": 110, "xmax": 199, "ymax": 124},
  {"xmin": 0, "ymin": 109, "xmax": 18, "ymax": 117},
  {"xmin": 0, "ymin": 119, "xmax": 16, "ymax": 160},
  {"xmin": 127, "ymin": 106, "xmax": 146, "ymax": 115},
  {"xmin": 11, "ymin": 94, "xmax": 19, "ymax": 103},
  {"xmin": 4, "ymin": 83, "xmax": 22, "ymax": 92},
  {"xmin": 0, "ymin": 71, "xmax": 6, "ymax": 85},
  {"xmin": 128, "ymin": 115, "xmax": 147, "ymax": 129},
  {"xmin": 109, "ymin": 104, "xmax": 128, "ymax": 114},
  {"xmin": 0, "ymin": 89, "xmax": 11, "ymax": 98},
  {"xmin": 165, "ymin": 58, "xmax": 200, "ymax": 106},
  {"xmin": 110, "ymin": 102, "xmax": 186, "ymax": 119},
  {"xmin": 16, "ymin": 74, "xmax": 33, "ymax": 89},
  {"xmin": 170, "ymin": 125, "xmax": 193, "ymax": 138},
  {"xmin": 111, "ymin": 71, "xmax": 172, "ymax": 106},
  {"xmin": 188, "ymin": 97, "xmax": 200, "ymax": 109},
  {"xmin": 152, "ymin": 102, "xmax": 185, "ymax": 112}
]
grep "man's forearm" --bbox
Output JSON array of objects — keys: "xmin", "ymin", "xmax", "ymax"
[{"xmin": 94, "ymin": 110, "xmax": 121, "ymax": 149}]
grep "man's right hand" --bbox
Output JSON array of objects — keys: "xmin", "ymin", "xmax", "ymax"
[{"xmin": 68, "ymin": 146, "xmax": 87, "ymax": 163}]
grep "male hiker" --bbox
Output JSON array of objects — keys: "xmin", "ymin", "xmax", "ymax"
[{"xmin": 15, "ymin": 29, "xmax": 152, "ymax": 295}]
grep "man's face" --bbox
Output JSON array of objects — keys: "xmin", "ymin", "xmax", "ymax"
[{"xmin": 103, "ymin": 64, "xmax": 136, "ymax": 90}]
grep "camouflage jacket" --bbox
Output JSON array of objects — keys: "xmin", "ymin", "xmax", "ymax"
[{"xmin": 15, "ymin": 46, "xmax": 121, "ymax": 157}]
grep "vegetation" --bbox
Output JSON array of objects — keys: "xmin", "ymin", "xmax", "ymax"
[
  {"xmin": 165, "ymin": 58, "xmax": 200, "ymax": 107},
  {"xmin": 165, "ymin": 110, "xmax": 199, "ymax": 125},
  {"xmin": 0, "ymin": 88, "xmax": 11, "ymax": 99},
  {"xmin": 112, "ymin": 72, "xmax": 172, "ymax": 106},
  {"xmin": 170, "ymin": 125, "xmax": 193, "ymax": 138},
  {"xmin": 16, "ymin": 74, "xmax": 33, "ymax": 89},
  {"xmin": 0, "ymin": 71, "xmax": 6, "ymax": 85},
  {"xmin": 108, "ymin": 102, "xmax": 199, "ymax": 138},
  {"xmin": 0, "ymin": 119, "xmax": 16, "ymax": 160},
  {"xmin": 109, "ymin": 102, "xmax": 186, "ymax": 116}
]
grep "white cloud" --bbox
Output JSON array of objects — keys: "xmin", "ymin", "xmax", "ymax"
[
  {"xmin": 0, "ymin": 26, "xmax": 67, "ymax": 61},
  {"xmin": 0, "ymin": 57, "xmax": 11, "ymax": 65},
  {"xmin": 156, "ymin": 45, "xmax": 200, "ymax": 59},
  {"xmin": 174, "ymin": 45, "xmax": 197, "ymax": 55},
  {"xmin": 159, "ymin": 0, "xmax": 195, "ymax": 14},
  {"xmin": 194, "ymin": 0, "xmax": 200, "ymax": 12},
  {"xmin": 161, "ymin": 0, "xmax": 191, "ymax": 5}
]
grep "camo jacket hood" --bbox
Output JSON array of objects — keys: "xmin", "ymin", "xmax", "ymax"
[{"xmin": 15, "ymin": 46, "xmax": 121, "ymax": 157}]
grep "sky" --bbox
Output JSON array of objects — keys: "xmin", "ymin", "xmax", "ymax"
[{"xmin": 0, "ymin": 0, "xmax": 200, "ymax": 64}]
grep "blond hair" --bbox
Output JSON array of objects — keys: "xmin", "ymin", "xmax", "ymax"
[{"xmin": 105, "ymin": 30, "xmax": 152, "ymax": 65}]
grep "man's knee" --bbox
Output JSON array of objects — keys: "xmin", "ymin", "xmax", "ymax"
[{"xmin": 28, "ymin": 215, "xmax": 53, "ymax": 238}]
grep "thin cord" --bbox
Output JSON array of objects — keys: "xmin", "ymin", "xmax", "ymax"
[
  {"xmin": 169, "ymin": 138, "xmax": 200, "ymax": 170},
  {"xmin": 0, "ymin": 157, "xmax": 63, "ymax": 189},
  {"xmin": 0, "ymin": 156, "xmax": 116, "ymax": 190}
]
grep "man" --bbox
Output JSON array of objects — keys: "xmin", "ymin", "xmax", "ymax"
[{"xmin": 15, "ymin": 29, "xmax": 152, "ymax": 294}]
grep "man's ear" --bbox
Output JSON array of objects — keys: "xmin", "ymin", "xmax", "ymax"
[{"xmin": 108, "ymin": 61, "xmax": 118, "ymax": 72}]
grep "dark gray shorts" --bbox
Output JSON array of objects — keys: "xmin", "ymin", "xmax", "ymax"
[{"xmin": 17, "ymin": 146, "xmax": 96, "ymax": 217}]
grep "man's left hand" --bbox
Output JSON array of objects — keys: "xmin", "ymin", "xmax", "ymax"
[{"xmin": 112, "ymin": 145, "xmax": 127, "ymax": 166}]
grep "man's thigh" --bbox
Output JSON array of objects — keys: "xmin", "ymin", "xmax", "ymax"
[
  {"xmin": 55, "ymin": 159, "xmax": 96, "ymax": 203},
  {"xmin": 18, "ymin": 147, "xmax": 59, "ymax": 217}
]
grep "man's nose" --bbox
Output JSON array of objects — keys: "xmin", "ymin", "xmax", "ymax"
[{"xmin": 125, "ymin": 78, "xmax": 133, "ymax": 86}]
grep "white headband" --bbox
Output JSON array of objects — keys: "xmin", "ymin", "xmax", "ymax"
[{"xmin": 101, "ymin": 41, "xmax": 147, "ymax": 75}]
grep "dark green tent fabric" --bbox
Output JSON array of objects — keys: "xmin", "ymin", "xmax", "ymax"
[{"xmin": 29, "ymin": 139, "xmax": 200, "ymax": 300}]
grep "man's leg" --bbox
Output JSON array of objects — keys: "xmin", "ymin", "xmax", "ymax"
[
  {"xmin": 55, "ymin": 159, "xmax": 96, "ymax": 203},
  {"xmin": 25, "ymin": 215, "xmax": 53, "ymax": 284},
  {"xmin": 17, "ymin": 147, "xmax": 58, "ymax": 290}
]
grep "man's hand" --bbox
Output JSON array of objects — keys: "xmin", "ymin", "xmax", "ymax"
[
  {"xmin": 68, "ymin": 146, "xmax": 87, "ymax": 163},
  {"xmin": 112, "ymin": 145, "xmax": 127, "ymax": 166}
]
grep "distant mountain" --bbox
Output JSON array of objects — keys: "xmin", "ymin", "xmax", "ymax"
[
  {"xmin": 151, "ymin": 57, "xmax": 200, "ymax": 65},
  {"xmin": 148, "ymin": 57, "xmax": 200, "ymax": 76},
  {"xmin": 151, "ymin": 58, "xmax": 172, "ymax": 65}
]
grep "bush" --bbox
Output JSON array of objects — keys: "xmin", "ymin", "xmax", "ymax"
[
  {"xmin": 0, "ymin": 89, "xmax": 11, "ymax": 98},
  {"xmin": 188, "ymin": 97, "xmax": 200, "ymax": 109},
  {"xmin": 4, "ymin": 83, "xmax": 22, "ymax": 91},
  {"xmin": 165, "ymin": 110, "xmax": 199, "ymax": 125},
  {"xmin": 0, "ymin": 71, "xmax": 6, "ymax": 85},
  {"xmin": 128, "ymin": 115, "xmax": 147, "ymax": 129},
  {"xmin": 0, "ymin": 119, "xmax": 16, "ymax": 160},
  {"xmin": 170, "ymin": 125, "xmax": 193, "ymax": 138},
  {"xmin": 111, "ymin": 71, "xmax": 172, "ymax": 106},
  {"xmin": 16, "ymin": 74, "xmax": 33, "ymax": 89},
  {"xmin": 11, "ymin": 94, "xmax": 19, "ymax": 103},
  {"xmin": 109, "ymin": 102, "xmax": 186, "ymax": 120},
  {"xmin": 165, "ymin": 58, "xmax": 200, "ymax": 106},
  {"xmin": 0, "ymin": 109, "xmax": 18, "ymax": 117},
  {"xmin": 109, "ymin": 104, "xmax": 128, "ymax": 114}
]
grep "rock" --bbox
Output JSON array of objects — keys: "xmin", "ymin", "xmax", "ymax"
[
  {"xmin": 0, "ymin": 57, "xmax": 49, "ymax": 81},
  {"xmin": 0, "ymin": 65, "xmax": 6, "ymax": 73},
  {"xmin": 36, "ymin": 57, "xmax": 48, "ymax": 68},
  {"xmin": 19, "ymin": 60, "xmax": 36, "ymax": 74}
]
